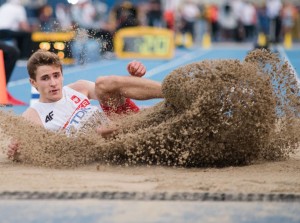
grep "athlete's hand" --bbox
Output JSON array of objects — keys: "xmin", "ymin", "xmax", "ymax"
[
  {"xmin": 7, "ymin": 139, "xmax": 21, "ymax": 161},
  {"xmin": 127, "ymin": 60, "xmax": 146, "ymax": 77},
  {"xmin": 97, "ymin": 124, "xmax": 118, "ymax": 138}
]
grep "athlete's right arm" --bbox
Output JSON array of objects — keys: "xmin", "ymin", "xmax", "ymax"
[{"xmin": 22, "ymin": 108, "xmax": 43, "ymax": 127}]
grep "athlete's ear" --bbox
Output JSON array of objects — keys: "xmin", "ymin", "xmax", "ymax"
[{"xmin": 29, "ymin": 78, "xmax": 38, "ymax": 91}]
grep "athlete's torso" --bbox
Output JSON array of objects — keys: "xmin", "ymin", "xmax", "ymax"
[{"xmin": 31, "ymin": 86, "xmax": 107, "ymax": 134}]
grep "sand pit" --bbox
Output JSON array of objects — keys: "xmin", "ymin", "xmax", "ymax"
[
  {"xmin": 0, "ymin": 150, "xmax": 299, "ymax": 193},
  {"xmin": 1, "ymin": 49, "xmax": 300, "ymax": 194}
]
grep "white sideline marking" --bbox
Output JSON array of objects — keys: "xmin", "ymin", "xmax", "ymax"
[
  {"xmin": 277, "ymin": 46, "xmax": 299, "ymax": 83},
  {"xmin": 145, "ymin": 49, "xmax": 211, "ymax": 78}
]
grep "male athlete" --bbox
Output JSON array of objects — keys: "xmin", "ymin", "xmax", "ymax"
[{"xmin": 7, "ymin": 49, "xmax": 163, "ymax": 159}]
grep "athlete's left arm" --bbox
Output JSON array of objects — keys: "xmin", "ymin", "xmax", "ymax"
[
  {"xmin": 68, "ymin": 80, "xmax": 98, "ymax": 100},
  {"xmin": 68, "ymin": 60, "xmax": 146, "ymax": 100}
]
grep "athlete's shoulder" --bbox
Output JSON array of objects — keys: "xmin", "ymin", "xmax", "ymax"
[
  {"xmin": 67, "ymin": 80, "xmax": 89, "ymax": 94},
  {"xmin": 67, "ymin": 80, "xmax": 95, "ymax": 99},
  {"xmin": 22, "ymin": 107, "xmax": 43, "ymax": 126},
  {"xmin": 22, "ymin": 107, "xmax": 37, "ymax": 117}
]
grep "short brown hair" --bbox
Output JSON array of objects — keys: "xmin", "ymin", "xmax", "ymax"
[{"xmin": 27, "ymin": 50, "xmax": 62, "ymax": 80}]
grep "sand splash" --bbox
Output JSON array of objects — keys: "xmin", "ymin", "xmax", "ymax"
[{"xmin": 1, "ymin": 49, "xmax": 300, "ymax": 168}]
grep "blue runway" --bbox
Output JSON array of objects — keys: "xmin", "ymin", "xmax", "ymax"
[
  {"xmin": 2, "ymin": 44, "xmax": 299, "ymax": 115},
  {"xmin": 1, "ymin": 200, "xmax": 300, "ymax": 223}
]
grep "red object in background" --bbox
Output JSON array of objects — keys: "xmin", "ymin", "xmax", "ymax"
[
  {"xmin": 0, "ymin": 50, "xmax": 26, "ymax": 106},
  {"xmin": 164, "ymin": 10, "xmax": 175, "ymax": 30},
  {"xmin": 6, "ymin": 91, "xmax": 26, "ymax": 105}
]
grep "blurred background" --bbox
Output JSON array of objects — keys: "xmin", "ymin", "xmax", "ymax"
[
  {"xmin": 0, "ymin": 0, "xmax": 299, "ymax": 62},
  {"xmin": 1, "ymin": 0, "xmax": 300, "ymax": 112}
]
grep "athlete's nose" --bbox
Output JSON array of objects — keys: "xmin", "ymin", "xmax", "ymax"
[{"xmin": 50, "ymin": 77, "xmax": 57, "ymax": 86}]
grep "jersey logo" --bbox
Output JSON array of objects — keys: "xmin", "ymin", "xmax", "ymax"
[
  {"xmin": 71, "ymin": 95, "xmax": 81, "ymax": 104},
  {"xmin": 45, "ymin": 111, "xmax": 54, "ymax": 123},
  {"xmin": 62, "ymin": 99, "xmax": 91, "ymax": 129}
]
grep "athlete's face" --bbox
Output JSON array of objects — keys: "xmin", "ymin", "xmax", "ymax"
[{"xmin": 30, "ymin": 65, "xmax": 64, "ymax": 103}]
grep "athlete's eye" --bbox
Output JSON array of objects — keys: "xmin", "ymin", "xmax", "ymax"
[
  {"xmin": 54, "ymin": 73, "xmax": 61, "ymax": 78},
  {"xmin": 41, "ymin": 76, "xmax": 49, "ymax": 80}
]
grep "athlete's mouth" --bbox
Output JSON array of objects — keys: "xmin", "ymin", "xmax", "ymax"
[{"xmin": 50, "ymin": 89, "xmax": 59, "ymax": 94}]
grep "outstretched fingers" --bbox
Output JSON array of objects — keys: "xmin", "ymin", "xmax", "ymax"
[{"xmin": 7, "ymin": 140, "xmax": 21, "ymax": 161}]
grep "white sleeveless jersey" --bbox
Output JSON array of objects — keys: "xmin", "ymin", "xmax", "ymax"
[{"xmin": 31, "ymin": 86, "xmax": 108, "ymax": 135}]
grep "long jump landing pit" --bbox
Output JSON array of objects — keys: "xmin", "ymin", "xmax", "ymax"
[
  {"xmin": 0, "ymin": 150, "xmax": 300, "ymax": 222},
  {"xmin": 1, "ymin": 49, "xmax": 300, "ymax": 222}
]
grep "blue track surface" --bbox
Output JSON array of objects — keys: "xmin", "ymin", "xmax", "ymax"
[
  {"xmin": 2, "ymin": 45, "xmax": 299, "ymax": 115},
  {"xmin": 1, "ymin": 200, "xmax": 300, "ymax": 223}
]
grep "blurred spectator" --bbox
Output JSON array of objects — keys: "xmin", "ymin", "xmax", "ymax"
[
  {"xmin": 240, "ymin": 1, "xmax": 257, "ymax": 41},
  {"xmin": 232, "ymin": 0, "xmax": 247, "ymax": 41},
  {"xmin": 0, "ymin": 0, "xmax": 33, "ymax": 58},
  {"xmin": 179, "ymin": 0, "xmax": 200, "ymax": 41},
  {"xmin": 147, "ymin": 0, "xmax": 163, "ymax": 27},
  {"xmin": 293, "ymin": 4, "xmax": 300, "ymax": 40},
  {"xmin": 0, "ymin": 41, "xmax": 20, "ymax": 84},
  {"xmin": 266, "ymin": 0, "xmax": 282, "ymax": 43},
  {"xmin": 281, "ymin": 2, "xmax": 298, "ymax": 36},
  {"xmin": 71, "ymin": 0, "xmax": 98, "ymax": 30},
  {"xmin": 38, "ymin": 4, "xmax": 54, "ymax": 31},
  {"xmin": 218, "ymin": 1, "xmax": 238, "ymax": 41},
  {"xmin": 231, "ymin": 0, "xmax": 244, "ymax": 21},
  {"xmin": 205, "ymin": 4, "xmax": 219, "ymax": 42},
  {"xmin": 257, "ymin": 3, "xmax": 270, "ymax": 36},
  {"xmin": 163, "ymin": 0, "xmax": 176, "ymax": 30},
  {"xmin": 71, "ymin": 0, "xmax": 113, "ymax": 56},
  {"xmin": 55, "ymin": 3, "xmax": 72, "ymax": 31},
  {"xmin": 111, "ymin": 1, "xmax": 139, "ymax": 31}
]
